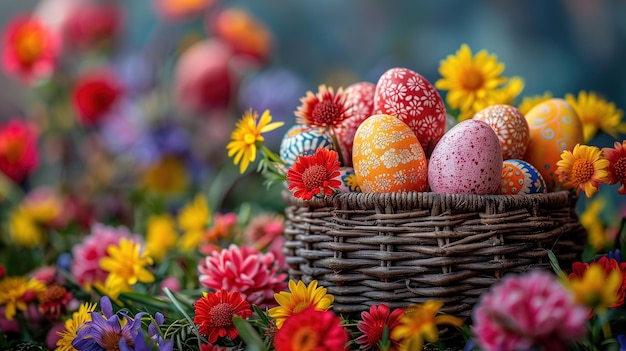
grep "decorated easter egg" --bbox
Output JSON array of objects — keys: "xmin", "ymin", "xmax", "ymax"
[
  {"xmin": 334, "ymin": 82, "xmax": 376, "ymax": 167},
  {"xmin": 279, "ymin": 124, "xmax": 334, "ymax": 168},
  {"xmin": 428, "ymin": 119, "xmax": 502, "ymax": 194},
  {"xmin": 523, "ymin": 99, "xmax": 583, "ymax": 191},
  {"xmin": 501, "ymin": 159, "xmax": 547, "ymax": 195},
  {"xmin": 335, "ymin": 167, "xmax": 361, "ymax": 193},
  {"xmin": 352, "ymin": 114, "xmax": 428, "ymax": 193},
  {"xmin": 373, "ymin": 67, "xmax": 447, "ymax": 157},
  {"xmin": 473, "ymin": 104, "xmax": 529, "ymax": 160}
]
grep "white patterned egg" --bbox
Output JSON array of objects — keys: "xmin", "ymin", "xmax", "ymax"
[
  {"xmin": 501, "ymin": 159, "xmax": 547, "ymax": 195},
  {"xmin": 279, "ymin": 124, "xmax": 334, "ymax": 168}
]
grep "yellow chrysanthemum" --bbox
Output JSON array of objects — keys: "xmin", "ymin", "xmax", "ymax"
[
  {"xmin": 391, "ymin": 300, "xmax": 463, "ymax": 351},
  {"xmin": 0, "ymin": 276, "xmax": 46, "ymax": 320},
  {"xmin": 141, "ymin": 156, "xmax": 190, "ymax": 195},
  {"xmin": 145, "ymin": 214, "xmax": 178, "ymax": 262},
  {"xmin": 100, "ymin": 238, "xmax": 154, "ymax": 298},
  {"xmin": 268, "ymin": 279, "xmax": 334, "ymax": 329},
  {"xmin": 177, "ymin": 194, "xmax": 210, "ymax": 251},
  {"xmin": 436, "ymin": 44, "xmax": 523, "ymax": 121},
  {"xmin": 517, "ymin": 91, "xmax": 553, "ymax": 115},
  {"xmin": 8, "ymin": 208, "xmax": 43, "ymax": 248},
  {"xmin": 56, "ymin": 302, "xmax": 98, "ymax": 351},
  {"xmin": 556, "ymin": 143, "xmax": 609, "ymax": 198},
  {"xmin": 580, "ymin": 197, "xmax": 609, "ymax": 252},
  {"xmin": 564, "ymin": 263, "xmax": 622, "ymax": 313},
  {"xmin": 227, "ymin": 109, "xmax": 284, "ymax": 174},
  {"xmin": 565, "ymin": 90, "xmax": 626, "ymax": 143}
]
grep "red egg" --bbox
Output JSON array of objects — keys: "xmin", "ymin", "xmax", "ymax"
[
  {"xmin": 373, "ymin": 67, "xmax": 447, "ymax": 157},
  {"xmin": 334, "ymin": 81, "xmax": 375, "ymax": 167}
]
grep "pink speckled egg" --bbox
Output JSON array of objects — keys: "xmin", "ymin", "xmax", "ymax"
[
  {"xmin": 473, "ymin": 104, "xmax": 529, "ymax": 160},
  {"xmin": 523, "ymin": 99, "xmax": 583, "ymax": 191},
  {"xmin": 334, "ymin": 82, "xmax": 376, "ymax": 167},
  {"xmin": 353, "ymin": 114, "xmax": 428, "ymax": 193},
  {"xmin": 373, "ymin": 67, "xmax": 447, "ymax": 157},
  {"xmin": 428, "ymin": 119, "xmax": 502, "ymax": 194}
]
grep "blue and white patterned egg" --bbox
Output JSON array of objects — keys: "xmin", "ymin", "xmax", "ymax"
[
  {"xmin": 501, "ymin": 159, "xmax": 547, "ymax": 195},
  {"xmin": 335, "ymin": 167, "xmax": 361, "ymax": 193},
  {"xmin": 279, "ymin": 124, "xmax": 334, "ymax": 168}
]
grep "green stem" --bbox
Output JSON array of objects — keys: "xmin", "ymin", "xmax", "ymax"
[{"xmin": 328, "ymin": 127, "xmax": 346, "ymax": 166}]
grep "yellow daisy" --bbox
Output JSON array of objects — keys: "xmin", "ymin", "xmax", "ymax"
[
  {"xmin": 268, "ymin": 279, "xmax": 334, "ymax": 329},
  {"xmin": 565, "ymin": 90, "xmax": 626, "ymax": 142},
  {"xmin": 436, "ymin": 44, "xmax": 522, "ymax": 121},
  {"xmin": 0, "ymin": 276, "xmax": 46, "ymax": 320},
  {"xmin": 580, "ymin": 197, "xmax": 609, "ymax": 252},
  {"xmin": 56, "ymin": 302, "xmax": 98, "ymax": 351},
  {"xmin": 517, "ymin": 91, "xmax": 553, "ymax": 115},
  {"xmin": 145, "ymin": 214, "xmax": 178, "ymax": 262},
  {"xmin": 9, "ymin": 208, "xmax": 43, "ymax": 248},
  {"xmin": 100, "ymin": 238, "xmax": 154, "ymax": 298},
  {"xmin": 391, "ymin": 300, "xmax": 463, "ymax": 351},
  {"xmin": 227, "ymin": 109, "xmax": 284, "ymax": 174},
  {"xmin": 177, "ymin": 194, "xmax": 210, "ymax": 251},
  {"xmin": 556, "ymin": 144, "xmax": 609, "ymax": 198},
  {"xmin": 141, "ymin": 156, "xmax": 190, "ymax": 195}
]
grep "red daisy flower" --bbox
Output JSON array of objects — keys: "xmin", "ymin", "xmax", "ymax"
[
  {"xmin": 274, "ymin": 306, "xmax": 348, "ymax": 351},
  {"xmin": 0, "ymin": 118, "xmax": 39, "ymax": 183},
  {"xmin": 193, "ymin": 289, "xmax": 253, "ymax": 343},
  {"xmin": 286, "ymin": 148, "xmax": 341, "ymax": 200},
  {"xmin": 603, "ymin": 141, "xmax": 626, "ymax": 194},
  {"xmin": 355, "ymin": 304, "xmax": 404, "ymax": 351},
  {"xmin": 38, "ymin": 283, "xmax": 73, "ymax": 321},
  {"xmin": 72, "ymin": 69, "xmax": 122, "ymax": 126},
  {"xmin": 295, "ymin": 85, "xmax": 353, "ymax": 128}
]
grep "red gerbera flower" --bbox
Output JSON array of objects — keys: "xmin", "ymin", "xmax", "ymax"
[
  {"xmin": 0, "ymin": 118, "xmax": 39, "ymax": 183},
  {"xmin": 274, "ymin": 306, "xmax": 348, "ymax": 351},
  {"xmin": 355, "ymin": 304, "xmax": 404, "ymax": 351},
  {"xmin": 193, "ymin": 289, "xmax": 253, "ymax": 343},
  {"xmin": 72, "ymin": 69, "xmax": 122, "ymax": 126},
  {"xmin": 286, "ymin": 148, "xmax": 341, "ymax": 200},
  {"xmin": 603, "ymin": 141, "xmax": 626, "ymax": 194},
  {"xmin": 295, "ymin": 85, "xmax": 353, "ymax": 128},
  {"xmin": 1, "ymin": 15, "xmax": 59, "ymax": 84}
]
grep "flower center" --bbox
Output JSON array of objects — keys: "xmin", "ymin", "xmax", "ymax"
[
  {"xmin": 100, "ymin": 329, "xmax": 124, "ymax": 351},
  {"xmin": 40, "ymin": 284, "xmax": 67, "ymax": 304},
  {"xmin": 291, "ymin": 326, "xmax": 318, "ymax": 351},
  {"xmin": 15, "ymin": 27, "xmax": 45, "ymax": 65},
  {"xmin": 301, "ymin": 165, "xmax": 327, "ymax": 190},
  {"xmin": 312, "ymin": 100, "xmax": 339, "ymax": 126},
  {"xmin": 614, "ymin": 157, "xmax": 626, "ymax": 182},
  {"xmin": 1, "ymin": 138, "xmax": 26, "ymax": 163},
  {"xmin": 460, "ymin": 67, "xmax": 485, "ymax": 90},
  {"xmin": 572, "ymin": 158, "xmax": 595, "ymax": 183},
  {"xmin": 243, "ymin": 132, "xmax": 258, "ymax": 145},
  {"xmin": 210, "ymin": 302, "xmax": 235, "ymax": 328}
]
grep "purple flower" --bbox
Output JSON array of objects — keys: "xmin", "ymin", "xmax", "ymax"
[
  {"xmin": 618, "ymin": 334, "xmax": 626, "ymax": 351},
  {"xmin": 72, "ymin": 296, "xmax": 146, "ymax": 351}
]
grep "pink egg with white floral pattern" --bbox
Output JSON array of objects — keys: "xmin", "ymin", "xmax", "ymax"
[
  {"xmin": 473, "ymin": 104, "xmax": 529, "ymax": 160},
  {"xmin": 428, "ymin": 119, "xmax": 502, "ymax": 194},
  {"xmin": 334, "ymin": 82, "xmax": 375, "ymax": 167},
  {"xmin": 373, "ymin": 67, "xmax": 447, "ymax": 157}
]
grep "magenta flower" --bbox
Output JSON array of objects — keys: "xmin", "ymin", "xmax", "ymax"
[
  {"xmin": 198, "ymin": 244, "xmax": 287, "ymax": 308},
  {"xmin": 70, "ymin": 223, "xmax": 138, "ymax": 288},
  {"xmin": 472, "ymin": 270, "xmax": 587, "ymax": 351}
]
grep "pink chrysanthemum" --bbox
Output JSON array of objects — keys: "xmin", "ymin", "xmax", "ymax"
[
  {"xmin": 472, "ymin": 270, "xmax": 587, "ymax": 351},
  {"xmin": 198, "ymin": 244, "xmax": 287, "ymax": 308},
  {"xmin": 355, "ymin": 304, "xmax": 404, "ymax": 351},
  {"xmin": 70, "ymin": 223, "xmax": 138, "ymax": 288},
  {"xmin": 603, "ymin": 141, "xmax": 626, "ymax": 194}
]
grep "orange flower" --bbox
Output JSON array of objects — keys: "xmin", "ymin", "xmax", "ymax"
[
  {"xmin": 295, "ymin": 85, "xmax": 353, "ymax": 128},
  {"xmin": 286, "ymin": 148, "xmax": 341, "ymax": 200},
  {"xmin": 556, "ymin": 143, "xmax": 609, "ymax": 198}
]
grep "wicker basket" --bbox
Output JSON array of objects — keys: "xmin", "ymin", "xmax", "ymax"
[{"xmin": 282, "ymin": 190, "xmax": 586, "ymax": 319}]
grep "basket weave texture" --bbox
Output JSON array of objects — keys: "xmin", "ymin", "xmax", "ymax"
[{"xmin": 283, "ymin": 190, "xmax": 587, "ymax": 319}]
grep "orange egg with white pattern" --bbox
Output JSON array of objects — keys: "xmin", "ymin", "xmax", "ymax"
[
  {"xmin": 352, "ymin": 114, "xmax": 428, "ymax": 193},
  {"xmin": 473, "ymin": 104, "xmax": 529, "ymax": 160}
]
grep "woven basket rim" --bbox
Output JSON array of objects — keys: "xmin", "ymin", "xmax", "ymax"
[{"xmin": 283, "ymin": 190, "xmax": 575, "ymax": 212}]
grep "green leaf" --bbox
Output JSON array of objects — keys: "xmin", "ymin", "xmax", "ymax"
[
  {"xmin": 546, "ymin": 249, "xmax": 562, "ymax": 275},
  {"xmin": 233, "ymin": 316, "xmax": 267, "ymax": 351},
  {"xmin": 118, "ymin": 292, "xmax": 172, "ymax": 311}
]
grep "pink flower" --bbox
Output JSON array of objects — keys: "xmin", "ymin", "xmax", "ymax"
[
  {"xmin": 472, "ymin": 270, "xmax": 587, "ymax": 351},
  {"xmin": 70, "ymin": 223, "xmax": 137, "ymax": 288},
  {"xmin": 243, "ymin": 213, "xmax": 284, "ymax": 251},
  {"xmin": 1, "ymin": 15, "xmax": 60, "ymax": 84},
  {"xmin": 0, "ymin": 119, "xmax": 39, "ymax": 183},
  {"xmin": 198, "ymin": 244, "xmax": 287, "ymax": 308},
  {"xmin": 61, "ymin": 1, "xmax": 124, "ymax": 50}
]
